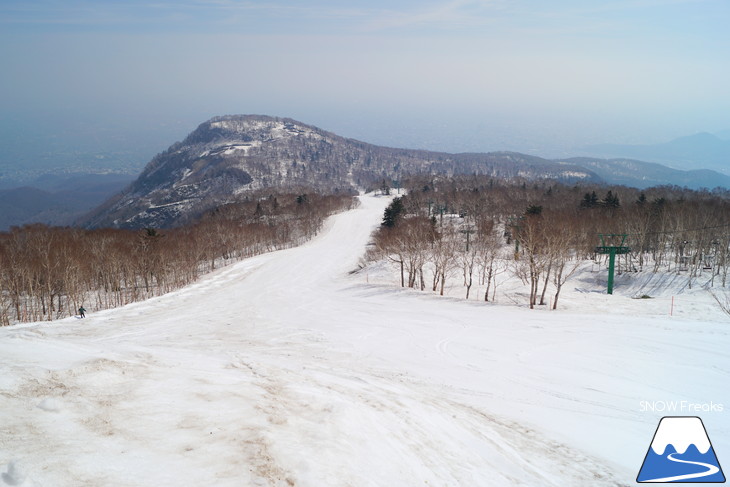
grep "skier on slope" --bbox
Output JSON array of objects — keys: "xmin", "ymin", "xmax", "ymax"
[{"xmin": 78, "ymin": 306, "xmax": 86, "ymax": 318}]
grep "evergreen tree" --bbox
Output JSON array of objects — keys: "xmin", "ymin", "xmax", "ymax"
[
  {"xmin": 580, "ymin": 191, "xmax": 599, "ymax": 208},
  {"xmin": 382, "ymin": 197, "xmax": 404, "ymax": 227},
  {"xmin": 602, "ymin": 190, "xmax": 620, "ymax": 208}
]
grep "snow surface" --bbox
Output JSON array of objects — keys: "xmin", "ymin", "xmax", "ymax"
[{"xmin": 1, "ymin": 194, "xmax": 728, "ymax": 486}]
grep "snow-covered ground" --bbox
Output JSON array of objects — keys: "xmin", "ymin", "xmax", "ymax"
[
  {"xmin": 365, "ymin": 232, "xmax": 730, "ymax": 325},
  {"xmin": 1, "ymin": 194, "xmax": 728, "ymax": 486}
]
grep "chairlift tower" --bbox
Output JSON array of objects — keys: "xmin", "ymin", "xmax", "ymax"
[
  {"xmin": 595, "ymin": 234, "xmax": 630, "ymax": 295},
  {"xmin": 459, "ymin": 225, "xmax": 475, "ymax": 251},
  {"xmin": 507, "ymin": 216, "xmax": 525, "ymax": 260},
  {"xmin": 436, "ymin": 204, "xmax": 447, "ymax": 226}
]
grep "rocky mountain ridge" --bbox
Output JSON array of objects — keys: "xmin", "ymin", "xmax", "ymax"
[
  {"xmin": 81, "ymin": 115, "xmax": 600, "ymax": 228},
  {"xmin": 80, "ymin": 115, "xmax": 730, "ymax": 229}
]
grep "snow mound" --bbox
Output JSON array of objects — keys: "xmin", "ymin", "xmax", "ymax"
[
  {"xmin": 2, "ymin": 461, "xmax": 27, "ymax": 486},
  {"xmin": 36, "ymin": 398, "xmax": 62, "ymax": 413}
]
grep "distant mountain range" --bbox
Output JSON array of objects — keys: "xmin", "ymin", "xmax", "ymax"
[
  {"xmin": 6, "ymin": 115, "xmax": 729, "ymax": 230},
  {"xmin": 81, "ymin": 115, "xmax": 730, "ymax": 229},
  {"xmin": 584, "ymin": 132, "xmax": 730, "ymax": 175},
  {"xmin": 0, "ymin": 173, "xmax": 135, "ymax": 231},
  {"xmin": 80, "ymin": 115, "xmax": 603, "ymax": 228},
  {"xmin": 554, "ymin": 156, "xmax": 730, "ymax": 189}
]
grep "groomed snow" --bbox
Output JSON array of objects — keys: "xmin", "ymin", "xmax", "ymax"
[{"xmin": 1, "ymin": 194, "xmax": 728, "ymax": 486}]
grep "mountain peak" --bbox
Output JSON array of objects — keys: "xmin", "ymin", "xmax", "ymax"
[
  {"xmin": 668, "ymin": 131, "xmax": 723, "ymax": 146},
  {"xmin": 181, "ymin": 114, "xmax": 325, "ymax": 147},
  {"xmin": 80, "ymin": 114, "xmax": 599, "ymax": 229}
]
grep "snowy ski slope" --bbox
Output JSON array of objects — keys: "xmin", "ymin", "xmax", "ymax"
[{"xmin": 1, "ymin": 194, "xmax": 728, "ymax": 486}]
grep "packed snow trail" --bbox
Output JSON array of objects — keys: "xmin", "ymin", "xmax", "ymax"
[{"xmin": 1, "ymin": 194, "xmax": 728, "ymax": 486}]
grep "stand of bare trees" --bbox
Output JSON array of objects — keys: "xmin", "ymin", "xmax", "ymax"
[
  {"xmin": 368, "ymin": 177, "xmax": 730, "ymax": 309},
  {"xmin": 0, "ymin": 192, "xmax": 354, "ymax": 325}
]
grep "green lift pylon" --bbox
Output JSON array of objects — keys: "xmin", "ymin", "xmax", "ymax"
[{"xmin": 595, "ymin": 234, "xmax": 630, "ymax": 294}]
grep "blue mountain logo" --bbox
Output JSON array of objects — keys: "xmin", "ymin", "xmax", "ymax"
[{"xmin": 637, "ymin": 416, "xmax": 725, "ymax": 483}]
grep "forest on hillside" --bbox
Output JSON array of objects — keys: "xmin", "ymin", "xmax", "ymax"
[
  {"xmin": 368, "ymin": 177, "xmax": 730, "ymax": 310},
  {"xmin": 0, "ymin": 191, "xmax": 354, "ymax": 325}
]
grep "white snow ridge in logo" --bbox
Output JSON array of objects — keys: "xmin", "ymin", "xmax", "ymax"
[{"xmin": 637, "ymin": 416, "xmax": 726, "ymax": 483}]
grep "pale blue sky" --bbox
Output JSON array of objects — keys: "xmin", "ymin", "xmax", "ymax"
[{"xmin": 1, "ymin": 0, "xmax": 729, "ymax": 169}]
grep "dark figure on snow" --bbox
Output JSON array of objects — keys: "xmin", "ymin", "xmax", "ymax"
[{"xmin": 79, "ymin": 306, "xmax": 86, "ymax": 318}]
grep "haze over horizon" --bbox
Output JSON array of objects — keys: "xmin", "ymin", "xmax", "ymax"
[{"xmin": 2, "ymin": 0, "xmax": 729, "ymax": 178}]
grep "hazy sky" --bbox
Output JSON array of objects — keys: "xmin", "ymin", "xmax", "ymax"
[{"xmin": 1, "ymin": 0, "xmax": 729, "ymax": 169}]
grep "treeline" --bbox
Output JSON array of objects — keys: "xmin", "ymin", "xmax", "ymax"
[
  {"xmin": 0, "ymin": 192, "xmax": 354, "ymax": 325},
  {"xmin": 368, "ymin": 176, "xmax": 730, "ymax": 309}
]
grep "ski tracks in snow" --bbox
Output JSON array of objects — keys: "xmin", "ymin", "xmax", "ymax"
[
  {"xmin": 217, "ymin": 348, "xmax": 625, "ymax": 486},
  {"xmin": 0, "ymin": 194, "xmax": 651, "ymax": 485}
]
